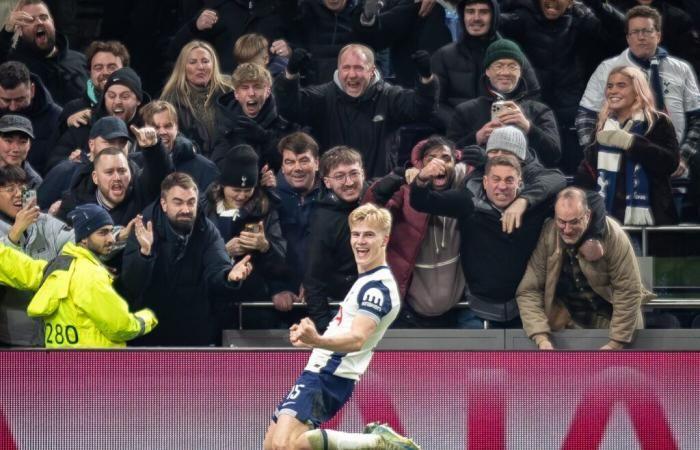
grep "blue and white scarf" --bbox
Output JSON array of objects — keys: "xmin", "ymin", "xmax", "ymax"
[{"xmin": 596, "ymin": 114, "xmax": 654, "ymax": 225}]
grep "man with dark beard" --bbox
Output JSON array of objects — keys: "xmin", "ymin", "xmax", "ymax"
[
  {"xmin": 121, "ymin": 172, "xmax": 254, "ymax": 346},
  {"xmin": 0, "ymin": 0, "xmax": 87, "ymax": 105}
]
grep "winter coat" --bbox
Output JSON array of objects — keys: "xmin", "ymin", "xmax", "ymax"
[
  {"xmin": 353, "ymin": 0, "xmax": 452, "ymax": 88},
  {"xmin": 0, "ymin": 74, "xmax": 62, "ymax": 175},
  {"xmin": 409, "ymin": 176, "xmax": 553, "ymax": 321},
  {"xmin": 130, "ymin": 134, "xmax": 219, "ymax": 192},
  {"xmin": 169, "ymin": 85, "xmax": 229, "ymax": 158},
  {"xmin": 56, "ymin": 142, "xmax": 172, "ymax": 226},
  {"xmin": 211, "ymin": 93, "xmax": 295, "ymax": 171},
  {"xmin": 274, "ymin": 71, "xmax": 438, "ymax": 178},
  {"xmin": 447, "ymin": 76, "xmax": 561, "ymax": 167},
  {"xmin": 167, "ymin": 0, "xmax": 291, "ymax": 73},
  {"xmin": 289, "ymin": 0, "xmax": 362, "ymax": 84},
  {"xmin": 0, "ymin": 242, "xmax": 156, "ymax": 348},
  {"xmin": 431, "ymin": 0, "xmax": 541, "ymax": 127},
  {"xmin": 516, "ymin": 217, "xmax": 653, "ymax": 344},
  {"xmin": 575, "ymin": 113, "xmax": 680, "ymax": 225},
  {"xmin": 121, "ymin": 200, "xmax": 242, "ymax": 346},
  {"xmin": 203, "ymin": 186, "xmax": 287, "ymax": 300},
  {"xmin": 272, "ymin": 172, "xmax": 322, "ymax": 293},
  {"xmin": 57, "ymin": 87, "xmax": 100, "ymax": 137},
  {"xmin": 0, "ymin": 213, "xmax": 73, "ymax": 346},
  {"xmin": 500, "ymin": 0, "xmax": 625, "ymax": 117},
  {"xmin": 303, "ymin": 188, "xmax": 360, "ymax": 331},
  {"xmin": 0, "ymin": 31, "xmax": 88, "ymax": 106}
]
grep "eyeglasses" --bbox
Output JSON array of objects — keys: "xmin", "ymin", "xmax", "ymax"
[
  {"xmin": 0, "ymin": 184, "xmax": 25, "ymax": 194},
  {"xmin": 556, "ymin": 215, "xmax": 587, "ymax": 228},
  {"xmin": 490, "ymin": 62, "xmax": 520, "ymax": 73},
  {"xmin": 628, "ymin": 28, "xmax": 657, "ymax": 38},
  {"xmin": 326, "ymin": 170, "xmax": 362, "ymax": 183}
]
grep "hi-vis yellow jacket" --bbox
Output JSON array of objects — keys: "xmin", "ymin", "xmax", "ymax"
[{"xmin": 0, "ymin": 242, "xmax": 157, "ymax": 348}]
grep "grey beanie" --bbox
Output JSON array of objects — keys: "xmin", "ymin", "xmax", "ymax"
[{"xmin": 486, "ymin": 126, "xmax": 527, "ymax": 160}]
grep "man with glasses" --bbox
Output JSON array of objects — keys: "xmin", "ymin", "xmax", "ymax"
[
  {"xmin": 578, "ymin": 5, "xmax": 700, "ymax": 178},
  {"xmin": 303, "ymin": 146, "xmax": 366, "ymax": 332},
  {"xmin": 0, "ymin": 165, "xmax": 73, "ymax": 347},
  {"xmin": 447, "ymin": 39, "xmax": 561, "ymax": 167},
  {"xmin": 517, "ymin": 187, "xmax": 650, "ymax": 350}
]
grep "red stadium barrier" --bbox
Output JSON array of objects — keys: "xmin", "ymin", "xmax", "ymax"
[{"xmin": 0, "ymin": 351, "xmax": 697, "ymax": 449}]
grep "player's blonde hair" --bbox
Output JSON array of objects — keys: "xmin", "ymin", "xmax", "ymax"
[{"xmin": 348, "ymin": 203, "xmax": 392, "ymax": 235}]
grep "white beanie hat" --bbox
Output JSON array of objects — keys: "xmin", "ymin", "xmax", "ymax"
[{"xmin": 486, "ymin": 126, "xmax": 527, "ymax": 160}]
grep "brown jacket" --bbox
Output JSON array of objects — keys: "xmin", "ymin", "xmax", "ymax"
[{"xmin": 516, "ymin": 217, "xmax": 654, "ymax": 344}]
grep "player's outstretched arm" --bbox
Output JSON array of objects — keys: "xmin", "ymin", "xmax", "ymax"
[{"xmin": 290, "ymin": 316, "xmax": 377, "ymax": 353}]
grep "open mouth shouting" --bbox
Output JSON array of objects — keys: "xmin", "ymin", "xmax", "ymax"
[
  {"xmin": 243, "ymin": 99, "xmax": 261, "ymax": 117},
  {"xmin": 110, "ymin": 181, "xmax": 125, "ymax": 199}
]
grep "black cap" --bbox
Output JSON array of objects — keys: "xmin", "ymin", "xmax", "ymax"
[
  {"xmin": 219, "ymin": 145, "xmax": 259, "ymax": 188},
  {"xmin": 0, "ymin": 114, "xmax": 34, "ymax": 139},
  {"xmin": 89, "ymin": 116, "xmax": 130, "ymax": 140},
  {"xmin": 103, "ymin": 67, "xmax": 144, "ymax": 102}
]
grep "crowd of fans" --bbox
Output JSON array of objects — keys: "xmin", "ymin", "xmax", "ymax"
[{"xmin": 0, "ymin": 0, "xmax": 699, "ymax": 348}]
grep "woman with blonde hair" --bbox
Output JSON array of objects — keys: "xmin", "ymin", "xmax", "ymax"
[
  {"xmin": 161, "ymin": 40, "xmax": 232, "ymax": 157},
  {"xmin": 575, "ymin": 65, "xmax": 680, "ymax": 225}
]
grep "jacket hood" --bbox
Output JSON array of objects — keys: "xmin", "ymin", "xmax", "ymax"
[
  {"xmin": 3, "ymin": 73, "xmax": 57, "ymax": 118},
  {"xmin": 458, "ymin": 0, "xmax": 501, "ymax": 42},
  {"xmin": 171, "ymin": 134, "xmax": 197, "ymax": 165}
]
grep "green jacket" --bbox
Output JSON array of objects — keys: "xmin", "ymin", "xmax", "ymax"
[{"xmin": 0, "ymin": 242, "xmax": 157, "ymax": 348}]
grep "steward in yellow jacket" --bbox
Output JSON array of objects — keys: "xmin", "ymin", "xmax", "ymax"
[{"xmin": 0, "ymin": 204, "xmax": 157, "ymax": 348}]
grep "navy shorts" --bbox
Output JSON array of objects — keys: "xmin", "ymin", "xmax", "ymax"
[{"xmin": 272, "ymin": 370, "xmax": 356, "ymax": 428}]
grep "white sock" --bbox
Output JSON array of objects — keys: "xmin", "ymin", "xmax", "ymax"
[{"xmin": 305, "ymin": 429, "xmax": 383, "ymax": 450}]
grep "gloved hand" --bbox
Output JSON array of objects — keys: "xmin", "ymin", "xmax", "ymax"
[
  {"xmin": 286, "ymin": 48, "xmax": 312, "ymax": 75},
  {"xmin": 235, "ymin": 116, "xmax": 271, "ymax": 143},
  {"xmin": 411, "ymin": 50, "xmax": 432, "ymax": 79},
  {"xmin": 135, "ymin": 308, "xmax": 158, "ymax": 334},
  {"xmin": 363, "ymin": 0, "xmax": 383, "ymax": 20},
  {"xmin": 596, "ymin": 129, "xmax": 634, "ymax": 150}
]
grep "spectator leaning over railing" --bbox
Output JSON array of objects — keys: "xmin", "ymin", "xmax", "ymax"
[
  {"xmin": 120, "ymin": 172, "xmax": 254, "ymax": 347},
  {"xmin": 517, "ymin": 187, "xmax": 652, "ymax": 350},
  {"xmin": 0, "ymin": 203, "xmax": 158, "ymax": 348},
  {"xmin": 0, "ymin": 165, "xmax": 73, "ymax": 347},
  {"xmin": 575, "ymin": 65, "xmax": 680, "ymax": 226}
]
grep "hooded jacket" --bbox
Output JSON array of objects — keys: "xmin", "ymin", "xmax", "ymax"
[
  {"xmin": 211, "ymin": 92, "xmax": 295, "ymax": 171},
  {"xmin": 431, "ymin": 0, "xmax": 541, "ymax": 127},
  {"xmin": 0, "ymin": 213, "xmax": 73, "ymax": 346},
  {"xmin": 120, "ymin": 200, "xmax": 243, "ymax": 346},
  {"xmin": 0, "ymin": 31, "xmax": 88, "ymax": 106},
  {"xmin": 447, "ymin": 74, "xmax": 561, "ymax": 167},
  {"xmin": 274, "ymin": 69, "xmax": 438, "ymax": 178},
  {"xmin": 0, "ymin": 242, "xmax": 156, "ymax": 348},
  {"xmin": 56, "ymin": 141, "xmax": 172, "ymax": 226},
  {"xmin": 364, "ymin": 141, "xmax": 475, "ymax": 311},
  {"xmin": 303, "ymin": 187, "xmax": 361, "ymax": 331},
  {"xmin": 0, "ymin": 74, "xmax": 62, "ymax": 175}
]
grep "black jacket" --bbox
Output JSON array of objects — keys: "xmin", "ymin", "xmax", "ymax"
[
  {"xmin": 353, "ymin": 0, "xmax": 452, "ymax": 88},
  {"xmin": 0, "ymin": 31, "xmax": 87, "ymax": 106},
  {"xmin": 167, "ymin": 0, "xmax": 292, "ymax": 73},
  {"xmin": 500, "ymin": 0, "xmax": 625, "ymax": 118},
  {"xmin": 56, "ymin": 142, "xmax": 172, "ymax": 226},
  {"xmin": 303, "ymin": 188, "xmax": 359, "ymax": 331},
  {"xmin": 131, "ymin": 134, "xmax": 219, "ymax": 192},
  {"xmin": 575, "ymin": 113, "xmax": 680, "ymax": 225},
  {"xmin": 288, "ymin": 0, "xmax": 362, "ymax": 85},
  {"xmin": 274, "ymin": 72, "xmax": 438, "ymax": 178},
  {"xmin": 211, "ymin": 93, "xmax": 295, "ymax": 171},
  {"xmin": 0, "ymin": 74, "xmax": 62, "ymax": 175},
  {"xmin": 57, "ymin": 89, "xmax": 98, "ymax": 137},
  {"xmin": 447, "ymin": 76, "xmax": 561, "ymax": 167},
  {"xmin": 121, "ymin": 200, "xmax": 242, "ymax": 346},
  {"xmin": 431, "ymin": 0, "xmax": 541, "ymax": 128}
]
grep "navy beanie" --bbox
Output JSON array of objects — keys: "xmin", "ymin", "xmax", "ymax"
[
  {"xmin": 218, "ymin": 145, "xmax": 260, "ymax": 188},
  {"xmin": 68, "ymin": 204, "xmax": 114, "ymax": 242}
]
